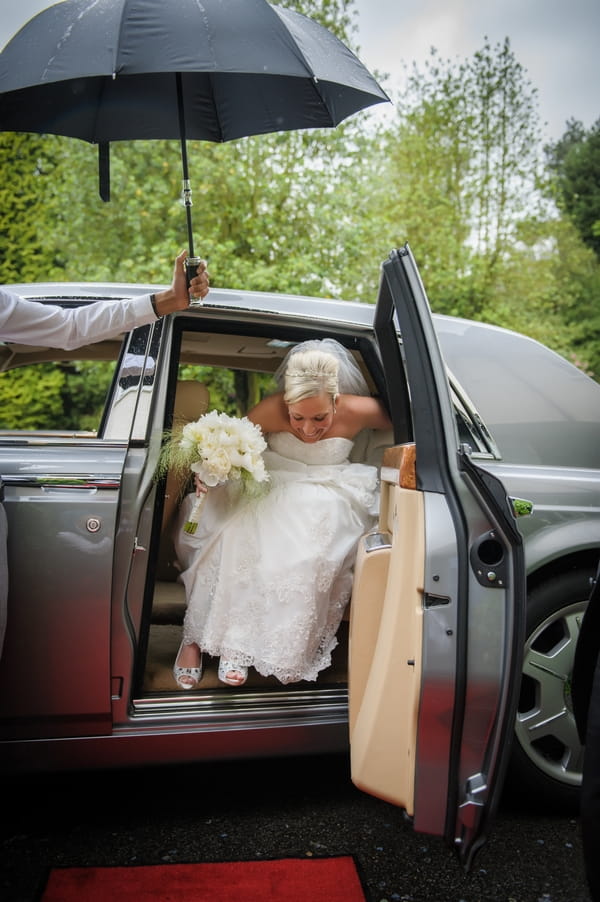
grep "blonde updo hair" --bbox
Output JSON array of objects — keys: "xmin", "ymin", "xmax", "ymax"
[{"xmin": 283, "ymin": 349, "xmax": 340, "ymax": 405}]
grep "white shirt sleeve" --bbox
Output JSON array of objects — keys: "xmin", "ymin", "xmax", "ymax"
[{"xmin": 0, "ymin": 288, "xmax": 158, "ymax": 350}]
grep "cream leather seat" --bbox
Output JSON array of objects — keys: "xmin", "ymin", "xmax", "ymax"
[{"xmin": 349, "ymin": 426, "xmax": 394, "ymax": 467}]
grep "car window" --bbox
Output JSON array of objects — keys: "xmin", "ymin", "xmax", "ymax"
[
  {"xmin": 171, "ymin": 325, "xmax": 387, "ymax": 416},
  {"xmin": 168, "ymin": 324, "xmax": 390, "ymax": 449},
  {"xmin": 102, "ymin": 322, "xmax": 163, "ymax": 440},
  {"xmin": 453, "ymin": 400, "xmax": 489, "ymax": 454},
  {"xmin": 0, "ymin": 357, "xmax": 117, "ymax": 435},
  {"xmin": 435, "ymin": 315, "xmax": 600, "ymax": 468},
  {"xmin": 176, "ymin": 362, "xmax": 277, "ymax": 417},
  {"xmin": 0, "ymin": 322, "xmax": 160, "ymax": 441},
  {"xmin": 449, "ymin": 381, "xmax": 499, "ymax": 459}
]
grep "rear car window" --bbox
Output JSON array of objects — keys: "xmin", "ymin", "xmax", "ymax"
[{"xmin": 435, "ymin": 316, "xmax": 600, "ymax": 469}]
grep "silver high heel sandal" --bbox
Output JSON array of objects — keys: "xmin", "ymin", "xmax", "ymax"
[
  {"xmin": 218, "ymin": 658, "xmax": 248, "ymax": 686},
  {"xmin": 173, "ymin": 641, "xmax": 203, "ymax": 690}
]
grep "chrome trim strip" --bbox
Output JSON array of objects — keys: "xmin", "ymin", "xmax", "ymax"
[
  {"xmin": 2, "ymin": 474, "xmax": 121, "ymax": 490},
  {"xmin": 0, "ymin": 435, "xmax": 122, "ymax": 445}
]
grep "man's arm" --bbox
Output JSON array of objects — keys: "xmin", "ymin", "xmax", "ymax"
[{"xmin": 0, "ymin": 250, "xmax": 209, "ymax": 350}]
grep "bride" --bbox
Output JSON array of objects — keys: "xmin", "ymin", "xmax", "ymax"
[{"xmin": 172, "ymin": 338, "xmax": 392, "ymax": 688}]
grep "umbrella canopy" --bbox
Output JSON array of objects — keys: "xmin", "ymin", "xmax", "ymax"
[{"xmin": 0, "ymin": 0, "xmax": 389, "ymax": 254}]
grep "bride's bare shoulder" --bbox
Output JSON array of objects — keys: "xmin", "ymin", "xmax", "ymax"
[
  {"xmin": 337, "ymin": 394, "xmax": 392, "ymax": 431},
  {"xmin": 248, "ymin": 393, "xmax": 288, "ymax": 432}
]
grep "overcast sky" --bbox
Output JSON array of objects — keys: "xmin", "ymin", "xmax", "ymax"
[
  {"xmin": 2, "ymin": 0, "xmax": 598, "ymax": 141},
  {"xmin": 352, "ymin": 0, "xmax": 599, "ymax": 140}
]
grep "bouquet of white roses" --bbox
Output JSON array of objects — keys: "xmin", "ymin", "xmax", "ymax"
[{"xmin": 158, "ymin": 410, "xmax": 269, "ymax": 534}]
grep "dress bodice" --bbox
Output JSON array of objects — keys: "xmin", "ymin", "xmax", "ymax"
[{"xmin": 267, "ymin": 431, "xmax": 354, "ymax": 466}]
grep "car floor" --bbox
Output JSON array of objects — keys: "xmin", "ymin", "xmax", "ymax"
[{"xmin": 143, "ymin": 580, "xmax": 349, "ymax": 692}]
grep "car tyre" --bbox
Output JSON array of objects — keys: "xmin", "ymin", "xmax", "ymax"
[{"xmin": 508, "ymin": 569, "xmax": 594, "ymax": 812}]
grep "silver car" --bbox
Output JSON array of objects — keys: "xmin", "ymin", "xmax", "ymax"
[{"xmin": 1, "ymin": 247, "xmax": 598, "ymax": 867}]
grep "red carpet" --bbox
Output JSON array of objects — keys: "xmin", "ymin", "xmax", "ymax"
[{"xmin": 41, "ymin": 856, "xmax": 366, "ymax": 901}]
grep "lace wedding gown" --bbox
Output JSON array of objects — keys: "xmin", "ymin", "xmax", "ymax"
[{"xmin": 174, "ymin": 431, "xmax": 379, "ymax": 684}]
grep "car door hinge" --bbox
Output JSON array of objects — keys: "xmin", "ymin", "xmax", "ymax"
[{"xmin": 456, "ymin": 772, "xmax": 488, "ymax": 831}]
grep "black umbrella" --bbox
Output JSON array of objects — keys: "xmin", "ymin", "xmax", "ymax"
[{"xmin": 0, "ymin": 0, "xmax": 389, "ymax": 259}]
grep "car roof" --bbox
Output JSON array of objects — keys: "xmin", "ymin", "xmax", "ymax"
[{"xmin": 6, "ymin": 282, "xmax": 376, "ymax": 329}]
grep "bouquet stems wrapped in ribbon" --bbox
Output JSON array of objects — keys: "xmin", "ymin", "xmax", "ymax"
[
  {"xmin": 157, "ymin": 410, "xmax": 270, "ymax": 534},
  {"xmin": 182, "ymin": 491, "xmax": 209, "ymax": 535}
]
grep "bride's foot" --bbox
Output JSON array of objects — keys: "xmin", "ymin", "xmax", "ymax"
[
  {"xmin": 218, "ymin": 658, "xmax": 248, "ymax": 686},
  {"xmin": 173, "ymin": 641, "xmax": 202, "ymax": 690}
]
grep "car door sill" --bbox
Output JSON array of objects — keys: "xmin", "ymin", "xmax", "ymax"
[{"xmin": 131, "ymin": 687, "xmax": 349, "ymax": 726}]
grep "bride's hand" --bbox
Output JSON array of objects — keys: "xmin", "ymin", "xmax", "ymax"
[{"xmin": 194, "ymin": 475, "xmax": 208, "ymax": 496}]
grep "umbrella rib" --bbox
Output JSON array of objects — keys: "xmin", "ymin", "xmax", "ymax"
[
  {"xmin": 207, "ymin": 72, "xmax": 225, "ymax": 143},
  {"xmin": 269, "ymin": 10, "xmax": 336, "ymax": 128},
  {"xmin": 114, "ymin": 0, "xmax": 129, "ymax": 76}
]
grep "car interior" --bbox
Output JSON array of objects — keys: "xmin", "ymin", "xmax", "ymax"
[
  {"xmin": 143, "ymin": 323, "xmax": 398, "ymax": 694},
  {"xmin": 0, "ymin": 317, "xmax": 408, "ymax": 692}
]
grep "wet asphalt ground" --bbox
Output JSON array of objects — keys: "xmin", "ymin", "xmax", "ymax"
[{"xmin": 0, "ymin": 752, "xmax": 592, "ymax": 902}]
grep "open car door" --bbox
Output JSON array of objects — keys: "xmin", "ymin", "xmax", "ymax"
[{"xmin": 349, "ymin": 246, "xmax": 526, "ymax": 868}]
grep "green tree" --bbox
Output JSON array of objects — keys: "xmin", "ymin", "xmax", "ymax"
[
  {"xmin": 0, "ymin": 360, "xmax": 115, "ymax": 431},
  {"xmin": 40, "ymin": 136, "xmax": 187, "ymax": 283},
  {"xmin": 0, "ymin": 133, "xmax": 58, "ymax": 283},
  {"xmin": 0, "ymin": 364, "xmax": 65, "ymax": 429},
  {"xmin": 377, "ymin": 55, "xmax": 475, "ymax": 312},
  {"xmin": 540, "ymin": 218, "xmax": 600, "ymax": 378},
  {"xmin": 36, "ymin": 113, "xmax": 380, "ymax": 298},
  {"xmin": 545, "ymin": 118, "xmax": 600, "ymax": 259},
  {"xmin": 281, "ymin": 0, "xmax": 356, "ymax": 39},
  {"xmin": 370, "ymin": 38, "xmax": 600, "ymax": 378},
  {"xmin": 377, "ymin": 39, "xmax": 545, "ymax": 319}
]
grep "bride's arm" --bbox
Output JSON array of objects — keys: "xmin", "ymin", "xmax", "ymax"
[
  {"xmin": 339, "ymin": 394, "xmax": 392, "ymax": 431},
  {"xmin": 247, "ymin": 393, "xmax": 289, "ymax": 433}
]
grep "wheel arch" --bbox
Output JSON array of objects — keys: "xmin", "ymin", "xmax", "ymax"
[{"xmin": 526, "ymin": 548, "xmax": 600, "ymax": 596}]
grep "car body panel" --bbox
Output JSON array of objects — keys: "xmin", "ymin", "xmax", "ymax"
[
  {"xmin": 0, "ymin": 442, "xmax": 125, "ymax": 736},
  {"xmin": 484, "ymin": 465, "xmax": 600, "ymax": 570}
]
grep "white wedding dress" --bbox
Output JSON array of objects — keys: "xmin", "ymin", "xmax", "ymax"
[{"xmin": 174, "ymin": 431, "xmax": 379, "ymax": 684}]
